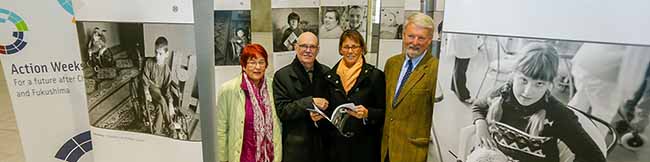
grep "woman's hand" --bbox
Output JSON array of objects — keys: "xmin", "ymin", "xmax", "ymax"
[
  {"xmin": 475, "ymin": 119, "xmax": 497, "ymax": 149},
  {"xmin": 348, "ymin": 105, "xmax": 368, "ymax": 119},
  {"xmin": 313, "ymin": 97, "xmax": 329, "ymax": 110},
  {"xmin": 309, "ymin": 112, "xmax": 324, "ymax": 122}
]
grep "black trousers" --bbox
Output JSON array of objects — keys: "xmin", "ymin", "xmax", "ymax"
[{"xmin": 451, "ymin": 57, "xmax": 471, "ymax": 101}]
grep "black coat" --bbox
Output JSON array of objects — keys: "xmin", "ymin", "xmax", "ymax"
[
  {"xmin": 273, "ymin": 58, "xmax": 330, "ymax": 162},
  {"xmin": 315, "ymin": 61, "xmax": 386, "ymax": 162}
]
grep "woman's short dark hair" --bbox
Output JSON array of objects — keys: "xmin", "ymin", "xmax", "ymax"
[
  {"xmin": 338, "ymin": 29, "xmax": 366, "ymax": 54},
  {"xmin": 240, "ymin": 43, "xmax": 269, "ymax": 68},
  {"xmin": 288, "ymin": 12, "xmax": 300, "ymax": 24}
]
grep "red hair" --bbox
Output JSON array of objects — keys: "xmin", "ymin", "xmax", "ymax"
[{"xmin": 240, "ymin": 43, "xmax": 269, "ymax": 68}]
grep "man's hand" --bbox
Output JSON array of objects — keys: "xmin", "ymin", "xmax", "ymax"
[
  {"xmin": 348, "ymin": 105, "xmax": 369, "ymax": 119},
  {"xmin": 310, "ymin": 112, "xmax": 324, "ymax": 122},
  {"xmin": 313, "ymin": 97, "xmax": 329, "ymax": 110}
]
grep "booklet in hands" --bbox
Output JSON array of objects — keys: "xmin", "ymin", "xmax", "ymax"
[{"xmin": 308, "ymin": 103, "xmax": 357, "ymax": 137}]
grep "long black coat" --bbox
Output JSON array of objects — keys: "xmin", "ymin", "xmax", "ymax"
[
  {"xmin": 315, "ymin": 61, "xmax": 386, "ymax": 162},
  {"xmin": 273, "ymin": 58, "xmax": 330, "ymax": 162}
]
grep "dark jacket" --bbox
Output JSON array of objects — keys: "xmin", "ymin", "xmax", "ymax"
[
  {"xmin": 273, "ymin": 58, "xmax": 330, "ymax": 162},
  {"xmin": 472, "ymin": 83, "xmax": 606, "ymax": 162},
  {"xmin": 315, "ymin": 60, "xmax": 386, "ymax": 162}
]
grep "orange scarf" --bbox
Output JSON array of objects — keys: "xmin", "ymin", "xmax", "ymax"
[{"xmin": 336, "ymin": 58, "xmax": 363, "ymax": 94}]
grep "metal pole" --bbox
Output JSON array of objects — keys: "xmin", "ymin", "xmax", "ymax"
[
  {"xmin": 422, "ymin": 0, "xmax": 435, "ymax": 17},
  {"xmin": 422, "ymin": 0, "xmax": 441, "ymax": 57},
  {"xmin": 195, "ymin": 0, "xmax": 215, "ymax": 162}
]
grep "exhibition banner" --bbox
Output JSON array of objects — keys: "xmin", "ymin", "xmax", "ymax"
[
  {"xmin": 0, "ymin": 1, "xmax": 93, "ymax": 162},
  {"xmin": 72, "ymin": 0, "xmax": 203, "ymax": 162}
]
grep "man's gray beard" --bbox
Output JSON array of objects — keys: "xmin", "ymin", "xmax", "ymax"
[{"xmin": 404, "ymin": 46, "xmax": 420, "ymax": 56}]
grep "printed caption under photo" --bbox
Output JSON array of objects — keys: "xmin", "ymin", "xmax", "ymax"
[{"xmin": 92, "ymin": 132, "xmax": 145, "ymax": 142}]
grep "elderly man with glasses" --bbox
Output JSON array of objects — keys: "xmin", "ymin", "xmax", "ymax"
[{"xmin": 273, "ymin": 32, "xmax": 331, "ymax": 162}]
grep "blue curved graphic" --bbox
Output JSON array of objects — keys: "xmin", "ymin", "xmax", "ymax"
[
  {"xmin": 55, "ymin": 131, "xmax": 92, "ymax": 162},
  {"xmin": 57, "ymin": 0, "xmax": 75, "ymax": 15},
  {"xmin": 0, "ymin": 8, "xmax": 28, "ymax": 55}
]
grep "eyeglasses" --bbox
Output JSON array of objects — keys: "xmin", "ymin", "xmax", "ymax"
[
  {"xmin": 342, "ymin": 45, "xmax": 361, "ymax": 51},
  {"xmin": 298, "ymin": 44, "xmax": 319, "ymax": 50},
  {"xmin": 247, "ymin": 61, "xmax": 267, "ymax": 67}
]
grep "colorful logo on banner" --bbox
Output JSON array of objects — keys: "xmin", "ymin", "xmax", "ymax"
[
  {"xmin": 57, "ymin": 0, "xmax": 75, "ymax": 16},
  {"xmin": 0, "ymin": 8, "xmax": 28, "ymax": 55},
  {"xmin": 55, "ymin": 131, "xmax": 93, "ymax": 162}
]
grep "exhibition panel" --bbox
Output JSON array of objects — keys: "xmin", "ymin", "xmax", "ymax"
[
  {"xmin": 0, "ymin": 1, "xmax": 93, "ymax": 162},
  {"xmin": 72, "ymin": 1, "xmax": 203, "ymax": 162},
  {"xmin": 436, "ymin": 0, "xmax": 650, "ymax": 161}
]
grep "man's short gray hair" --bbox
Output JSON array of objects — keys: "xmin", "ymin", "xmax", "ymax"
[{"xmin": 405, "ymin": 12, "xmax": 434, "ymax": 31}]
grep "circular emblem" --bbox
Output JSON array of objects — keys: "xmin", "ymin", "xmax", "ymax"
[{"xmin": 0, "ymin": 8, "xmax": 28, "ymax": 55}]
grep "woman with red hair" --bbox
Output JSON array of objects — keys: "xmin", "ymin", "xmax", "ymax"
[{"xmin": 216, "ymin": 44, "xmax": 282, "ymax": 162}]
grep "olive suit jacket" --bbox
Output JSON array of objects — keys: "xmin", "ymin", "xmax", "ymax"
[{"xmin": 381, "ymin": 52, "xmax": 442, "ymax": 162}]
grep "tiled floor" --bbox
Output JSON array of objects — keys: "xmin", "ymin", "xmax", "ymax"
[{"xmin": 0, "ymin": 62, "xmax": 26, "ymax": 162}]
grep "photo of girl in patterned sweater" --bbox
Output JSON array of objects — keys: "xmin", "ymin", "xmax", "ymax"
[{"xmin": 471, "ymin": 42, "xmax": 606, "ymax": 162}]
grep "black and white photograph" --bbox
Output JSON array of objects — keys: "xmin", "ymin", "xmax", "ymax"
[
  {"xmin": 319, "ymin": 6, "xmax": 345, "ymax": 39},
  {"xmin": 433, "ymin": 11, "xmax": 444, "ymax": 41},
  {"xmin": 379, "ymin": 8, "xmax": 404, "ymax": 39},
  {"xmin": 76, "ymin": 22, "xmax": 201, "ymax": 141},
  {"xmin": 214, "ymin": 10, "xmax": 251, "ymax": 66},
  {"xmin": 272, "ymin": 8, "xmax": 319, "ymax": 52},
  {"xmin": 344, "ymin": 5, "xmax": 367, "ymax": 34},
  {"xmin": 433, "ymin": 33, "xmax": 650, "ymax": 162},
  {"xmin": 319, "ymin": 5, "xmax": 367, "ymax": 39}
]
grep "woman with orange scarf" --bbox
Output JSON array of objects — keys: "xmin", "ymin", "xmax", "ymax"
[{"xmin": 315, "ymin": 30, "xmax": 386, "ymax": 162}]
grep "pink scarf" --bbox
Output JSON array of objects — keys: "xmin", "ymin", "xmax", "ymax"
[{"xmin": 242, "ymin": 73, "xmax": 274, "ymax": 162}]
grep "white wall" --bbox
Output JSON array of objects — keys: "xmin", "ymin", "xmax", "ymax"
[
  {"xmin": 73, "ymin": 0, "xmax": 194, "ymax": 23},
  {"xmin": 444, "ymin": 0, "xmax": 650, "ymax": 46}
]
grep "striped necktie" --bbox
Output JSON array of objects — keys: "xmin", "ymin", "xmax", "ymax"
[{"xmin": 393, "ymin": 59, "xmax": 413, "ymax": 107}]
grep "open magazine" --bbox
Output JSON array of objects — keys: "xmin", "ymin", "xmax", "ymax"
[
  {"xmin": 282, "ymin": 32, "xmax": 298, "ymax": 49},
  {"xmin": 308, "ymin": 103, "xmax": 357, "ymax": 137}
]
